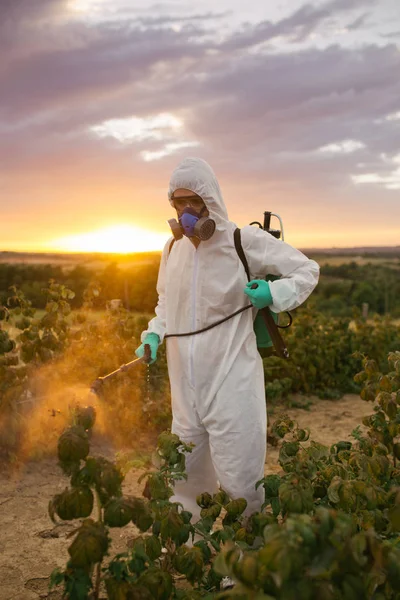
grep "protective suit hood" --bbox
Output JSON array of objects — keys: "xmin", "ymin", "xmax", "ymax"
[{"xmin": 168, "ymin": 157, "xmax": 229, "ymax": 228}]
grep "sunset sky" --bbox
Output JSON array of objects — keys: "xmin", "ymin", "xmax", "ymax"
[{"xmin": 1, "ymin": 0, "xmax": 399, "ymax": 252}]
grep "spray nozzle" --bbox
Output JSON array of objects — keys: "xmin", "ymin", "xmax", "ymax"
[{"xmin": 90, "ymin": 344, "xmax": 152, "ymax": 397}]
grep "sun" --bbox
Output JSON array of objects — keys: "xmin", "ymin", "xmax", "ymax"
[{"xmin": 51, "ymin": 225, "xmax": 169, "ymax": 254}]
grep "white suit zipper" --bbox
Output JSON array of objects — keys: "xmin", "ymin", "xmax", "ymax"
[{"xmin": 189, "ymin": 249, "xmax": 198, "ymax": 387}]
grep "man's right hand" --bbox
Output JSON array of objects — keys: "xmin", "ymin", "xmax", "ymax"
[{"xmin": 135, "ymin": 332, "xmax": 160, "ymax": 365}]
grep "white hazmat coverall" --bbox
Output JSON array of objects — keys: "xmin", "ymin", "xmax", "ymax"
[{"xmin": 142, "ymin": 158, "xmax": 320, "ymax": 519}]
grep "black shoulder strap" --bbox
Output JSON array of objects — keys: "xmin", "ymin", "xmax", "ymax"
[
  {"xmin": 234, "ymin": 228, "xmax": 250, "ymax": 281},
  {"xmin": 169, "ymin": 231, "xmax": 249, "ymax": 279},
  {"xmin": 168, "ymin": 238, "xmax": 175, "ymax": 257}
]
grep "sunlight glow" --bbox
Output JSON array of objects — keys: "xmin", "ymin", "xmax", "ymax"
[
  {"xmin": 67, "ymin": 0, "xmax": 106, "ymax": 12},
  {"xmin": 51, "ymin": 225, "xmax": 170, "ymax": 253},
  {"xmin": 68, "ymin": 0, "xmax": 97, "ymax": 12}
]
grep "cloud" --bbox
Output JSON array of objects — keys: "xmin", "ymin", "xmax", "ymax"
[
  {"xmin": 385, "ymin": 111, "xmax": 400, "ymax": 121},
  {"xmin": 0, "ymin": 23, "xmax": 209, "ymax": 118},
  {"xmin": 90, "ymin": 113, "xmax": 185, "ymax": 143},
  {"xmin": 345, "ymin": 12, "xmax": 369, "ymax": 30},
  {"xmin": 352, "ymin": 154, "xmax": 400, "ymax": 190},
  {"xmin": 0, "ymin": 0, "xmax": 68, "ymax": 60},
  {"xmin": 141, "ymin": 141, "xmax": 201, "ymax": 162},
  {"xmin": 382, "ymin": 30, "xmax": 400, "ymax": 39},
  {"xmin": 134, "ymin": 11, "xmax": 230, "ymax": 27},
  {"xmin": 220, "ymin": 0, "xmax": 376, "ymax": 50},
  {"xmin": 318, "ymin": 140, "xmax": 366, "ymax": 153},
  {"xmin": 1, "ymin": 0, "xmax": 399, "ymax": 199}
]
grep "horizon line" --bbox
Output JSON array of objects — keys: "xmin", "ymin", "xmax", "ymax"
[{"xmin": 1, "ymin": 245, "xmax": 400, "ymax": 257}]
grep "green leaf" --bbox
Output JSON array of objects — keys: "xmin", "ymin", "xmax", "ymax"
[
  {"xmin": 58, "ymin": 426, "xmax": 89, "ymax": 464},
  {"xmin": 64, "ymin": 565, "xmax": 93, "ymax": 600},
  {"xmin": 257, "ymin": 474, "xmax": 281, "ymax": 498},
  {"xmin": 233, "ymin": 554, "xmax": 259, "ymax": 587},
  {"xmin": 295, "ymin": 428, "xmax": 310, "ymax": 442},
  {"xmin": 279, "ymin": 478, "xmax": 314, "ymax": 515},
  {"xmin": 306, "ymin": 441, "xmax": 330, "ymax": 461},
  {"xmin": 284, "ymin": 442, "xmax": 300, "ymax": 457},
  {"xmin": 200, "ymin": 503, "xmax": 221, "ymax": 520},
  {"xmin": 49, "ymin": 568, "xmax": 64, "ymax": 589},
  {"xmin": 225, "ymin": 498, "xmax": 247, "ymax": 518},
  {"xmin": 196, "ymin": 492, "xmax": 213, "ymax": 508},
  {"xmin": 349, "ymin": 533, "xmax": 368, "ymax": 567},
  {"xmin": 327, "ymin": 477, "xmax": 342, "ymax": 504},
  {"xmin": 104, "ymin": 497, "xmax": 134, "ymax": 528},
  {"xmin": 130, "ymin": 498, "xmax": 154, "ymax": 532},
  {"xmin": 137, "ymin": 568, "xmax": 173, "ymax": 600},
  {"xmin": 68, "ymin": 519, "xmax": 109, "ymax": 568},
  {"xmin": 105, "ymin": 579, "xmax": 143, "ymax": 600},
  {"xmin": 271, "ymin": 415, "xmax": 295, "ymax": 438},
  {"xmin": 74, "ymin": 406, "xmax": 96, "ymax": 431},
  {"xmin": 174, "ymin": 546, "xmax": 205, "ymax": 584},
  {"xmin": 379, "ymin": 375, "xmax": 393, "ymax": 392},
  {"xmin": 213, "ymin": 489, "xmax": 230, "ymax": 506},
  {"xmin": 194, "ymin": 540, "xmax": 212, "ymax": 563},
  {"xmin": 50, "ymin": 486, "xmax": 93, "ymax": 521},
  {"xmin": 160, "ymin": 507, "xmax": 185, "ymax": 544},
  {"xmin": 250, "ymin": 512, "xmax": 276, "ymax": 536},
  {"xmin": 94, "ymin": 458, "xmax": 124, "ymax": 504},
  {"xmin": 144, "ymin": 473, "xmax": 172, "ymax": 501},
  {"xmin": 331, "ymin": 441, "xmax": 352, "ymax": 454},
  {"xmin": 212, "ymin": 544, "xmax": 241, "ymax": 577},
  {"xmin": 270, "ymin": 497, "xmax": 281, "ymax": 517},
  {"xmin": 145, "ymin": 535, "xmax": 162, "ymax": 560}
]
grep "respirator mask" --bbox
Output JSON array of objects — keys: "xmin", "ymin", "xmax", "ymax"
[{"xmin": 168, "ymin": 201, "xmax": 216, "ymax": 242}]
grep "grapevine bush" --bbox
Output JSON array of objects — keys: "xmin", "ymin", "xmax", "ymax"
[
  {"xmin": 1, "ymin": 279, "xmax": 399, "ymax": 459},
  {"xmin": 263, "ymin": 309, "xmax": 399, "ymax": 401},
  {"xmin": 0, "ymin": 282, "xmax": 170, "ymax": 460},
  {"xmin": 48, "ymin": 352, "xmax": 400, "ymax": 599}
]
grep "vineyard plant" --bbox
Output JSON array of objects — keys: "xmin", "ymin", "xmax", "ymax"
[
  {"xmin": 1, "ymin": 281, "xmax": 399, "ymax": 460},
  {"xmin": 1, "ymin": 280, "xmax": 400, "ymax": 598},
  {"xmin": 0, "ymin": 282, "xmax": 170, "ymax": 459},
  {"xmin": 47, "ymin": 351, "xmax": 400, "ymax": 599}
]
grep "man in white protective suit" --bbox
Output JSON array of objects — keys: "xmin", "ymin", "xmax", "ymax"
[{"xmin": 136, "ymin": 157, "xmax": 320, "ymax": 520}]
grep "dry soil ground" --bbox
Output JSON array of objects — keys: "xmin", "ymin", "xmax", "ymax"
[{"xmin": 0, "ymin": 394, "xmax": 374, "ymax": 600}]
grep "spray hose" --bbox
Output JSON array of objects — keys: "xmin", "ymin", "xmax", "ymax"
[
  {"xmin": 90, "ymin": 291, "xmax": 291, "ymax": 395},
  {"xmin": 165, "ymin": 305, "xmax": 252, "ymax": 338},
  {"xmin": 165, "ymin": 283, "xmax": 292, "ymax": 359}
]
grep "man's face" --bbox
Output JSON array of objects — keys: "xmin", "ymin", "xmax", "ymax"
[{"xmin": 172, "ymin": 188, "xmax": 209, "ymax": 216}]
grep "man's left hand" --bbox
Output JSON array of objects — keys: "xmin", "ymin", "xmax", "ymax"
[{"xmin": 244, "ymin": 279, "xmax": 273, "ymax": 309}]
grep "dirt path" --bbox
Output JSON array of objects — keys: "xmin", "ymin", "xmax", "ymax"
[{"xmin": 0, "ymin": 394, "xmax": 373, "ymax": 600}]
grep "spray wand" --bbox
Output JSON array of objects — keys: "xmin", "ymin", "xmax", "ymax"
[{"xmin": 90, "ymin": 343, "xmax": 151, "ymax": 396}]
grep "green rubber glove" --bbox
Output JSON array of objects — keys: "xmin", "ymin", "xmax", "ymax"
[
  {"xmin": 244, "ymin": 279, "xmax": 273, "ymax": 309},
  {"xmin": 135, "ymin": 332, "xmax": 160, "ymax": 365}
]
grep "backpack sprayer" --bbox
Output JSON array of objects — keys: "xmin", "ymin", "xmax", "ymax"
[
  {"xmin": 89, "ymin": 210, "xmax": 292, "ymax": 394},
  {"xmin": 243, "ymin": 212, "xmax": 292, "ymax": 360}
]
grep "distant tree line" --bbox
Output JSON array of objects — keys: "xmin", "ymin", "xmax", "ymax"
[
  {"xmin": 311, "ymin": 261, "xmax": 400, "ymax": 317},
  {"xmin": 0, "ymin": 262, "xmax": 159, "ymax": 314},
  {"xmin": 0, "ymin": 258, "xmax": 399, "ymax": 317}
]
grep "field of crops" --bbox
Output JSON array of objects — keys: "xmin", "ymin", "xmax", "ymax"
[{"xmin": 1, "ymin": 255, "xmax": 400, "ymax": 599}]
